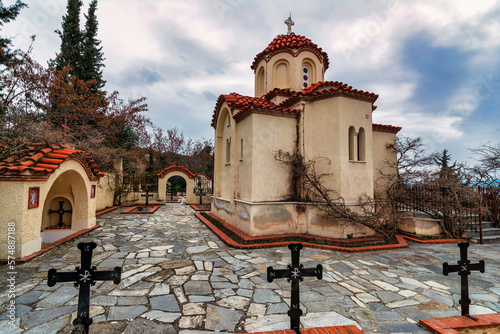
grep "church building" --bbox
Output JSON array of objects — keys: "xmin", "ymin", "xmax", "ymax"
[{"xmin": 210, "ymin": 18, "xmax": 401, "ymax": 239}]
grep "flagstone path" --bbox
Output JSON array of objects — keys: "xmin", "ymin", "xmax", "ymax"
[{"xmin": 0, "ymin": 203, "xmax": 499, "ymax": 334}]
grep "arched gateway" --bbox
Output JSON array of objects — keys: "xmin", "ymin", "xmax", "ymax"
[{"xmin": 157, "ymin": 166, "xmax": 212, "ymax": 205}]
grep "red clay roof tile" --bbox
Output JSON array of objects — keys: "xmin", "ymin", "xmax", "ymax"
[
  {"xmin": 211, "ymin": 93, "xmax": 300, "ymax": 128},
  {"xmin": 372, "ymin": 123, "xmax": 402, "ymax": 133},
  {"xmin": 157, "ymin": 165, "xmax": 197, "ymax": 179},
  {"xmin": 251, "ymin": 33, "xmax": 330, "ymax": 71},
  {"xmin": 0, "ymin": 143, "xmax": 104, "ymax": 181}
]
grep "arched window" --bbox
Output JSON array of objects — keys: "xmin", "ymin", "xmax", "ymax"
[
  {"xmin": 349, "ymin": 126, "xmax": 356, "ymax": 161},
  {"xmin": 256, "ymin": 67, "xmax": 265, "ymax": 97},
  {"xmin": 358, "ymin": 127, "xmax": 365, "ymax": 161},
  {"xmin": 302, "ymin": 65, "xmax": 310, "ymax": 88},
  {"xmin": 240, "ymin": 139, "xmax": 244, "ymax": 161},
  {"xmin": 226, "ymin": 137, "xmax": 231, "ymax": 164}
]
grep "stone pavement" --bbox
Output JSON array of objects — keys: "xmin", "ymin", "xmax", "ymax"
[{"xmin": 0, "ymin": 203, "xmax": 499, "ymax": 334}]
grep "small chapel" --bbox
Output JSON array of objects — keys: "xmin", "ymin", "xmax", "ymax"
[
  {"xmin": 0, "ymin": 143, "xmax": 104, "ymax": 259},
  {"xmin": 210, "ymin": 17, "xmax": 401, "ymax": 239}
]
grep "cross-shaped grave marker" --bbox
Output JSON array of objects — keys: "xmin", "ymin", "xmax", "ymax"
[
  {"xmin": 443, "ymin": 241, "xmax": 485, "ymax": 319},
  {"xmin": 48, "ymin": 242, "xmax": 121, "ymax": 333},
  {"xmin": 141, "ymin": 186, "xmax": 154, "ymax": 207},
  {"xmin": 267, "ymin": 243, "xmax": 322, "ymax": 333},
  {"xmin": 48, "ymin": 200, "xmax": 72, "ymax": 227}
]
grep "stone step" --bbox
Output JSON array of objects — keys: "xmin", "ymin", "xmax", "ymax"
[
  {"xmin": 470, "ymin": 234, "xmax": 500, "ymax": 244},
  {"xmin": 464, "ymin": 222, "xmax": 496, "ymax": 230},
  {"xmin": 467, "ymin": 227, "xmax": 500, "ymax": 237}
]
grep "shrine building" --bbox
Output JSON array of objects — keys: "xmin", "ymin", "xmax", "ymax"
[
  {"xmin": 210, "ymin": 18, "xmax": 401, "ymax": 239},
  {"xmin": 0, "ymin": 143, "xmax": 103, "ymax": 259}
]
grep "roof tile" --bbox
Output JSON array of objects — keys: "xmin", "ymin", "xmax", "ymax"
[
  {"xmin": 251, "ymin": 33, "xmax": 329, "ymax": 71},
  {"xmin": 0, "ymin": 143, "xmax": 104, "ymax": 180},
  {"xmin": 211, "ymin": 93, "xmax": 300, "ymax": 128}
]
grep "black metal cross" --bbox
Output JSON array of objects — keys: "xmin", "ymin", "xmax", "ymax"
[
  {"xmin": 48, "ymin": 242, "xmax": 121, "ymax": 333},
  {"xmin": 443, "ymin": 241, "xmax": 485, "ymax": 319},
  {"xmin": 267, "ymin": 243, "xmax": 322, "ymax": 333},
  {"xmin": 141, "ymin": 186, "xmax": 153, "ymax": 207},
  {"xmin": 48, "ymin": 200, "xmax": 72, "ymax": 227}
]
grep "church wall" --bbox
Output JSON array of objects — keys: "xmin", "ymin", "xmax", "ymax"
[
  {"xmin": 250, "ymin": 113, "xmax": 297, "ymax": 202},
  {"xmin": 0, "ymin": 181, "xmax": 35, "ymax": 259},
  {"xmin": 302, "ymin": 98, "xmax": 342, "ymax": 194},
  {"xmin": 96, "ymin": 173, "xmax": 116, "ymax": 210},
  {"xmin": 214, "ymin": 107, "xmax": 234, "ymax": 201},
  {"xmin": 338, "ymin": 97, "xmax": 374, "ymax": 202},
  {"xmin": 95, "ymin": 158, "xmax": 122, "ymax": 210},
  {"xmin": 372, "ymin": 130, "xmax": 398, "ymax": 197},
  {"xmin": 234, "ymin": 114, "xmax": 253, "ymax": 201}
]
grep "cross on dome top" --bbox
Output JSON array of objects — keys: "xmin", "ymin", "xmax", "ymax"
[{"xmin": 284, "ymin": 14, "xmax": 294, "ymax": 35}]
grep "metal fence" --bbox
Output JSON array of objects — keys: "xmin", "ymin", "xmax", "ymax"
[
  {"xmin": 122, "ymin": 174, "xmax": 158, "ymax": 192},
  {"xmin": 394, "ymin": 183, "xmax": 499, "ymax": 243}
]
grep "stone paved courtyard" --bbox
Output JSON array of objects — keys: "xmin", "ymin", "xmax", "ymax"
[{"xmin": 1, "ymin": 203, "xmax": 499, "ymax": 334}]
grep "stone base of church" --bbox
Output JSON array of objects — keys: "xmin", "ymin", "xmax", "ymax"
[
  {"xmin": 0, "ymin": 237, "xmax": 42, "ymax": 260},
  {"xmin": 212, "ymin": 198, "xmax": 375, "ymax": 239},
  {"xmin": 398, "ymin": 215, "xmax": 443, "ymax": 235},
  {"xmin": 72, "ymin": 217, "xmax": 97, "ymax": 230}
]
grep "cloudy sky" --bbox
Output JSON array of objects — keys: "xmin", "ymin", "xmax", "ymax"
[{"xmin": 3, "ymin": 0, "xmax": 500, "ymax": 163}]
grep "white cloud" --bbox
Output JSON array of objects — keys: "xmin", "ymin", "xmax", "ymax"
[{"xmin": 2, "ymin": 0, "xmax": 499, "ymax": 163}]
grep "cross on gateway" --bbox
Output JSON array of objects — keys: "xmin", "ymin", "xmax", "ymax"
[
  {"xmin": 141, "ymin": 186, "xmax": 154, "ymax": 206},
  {"xmin": 443, "ymin": 241, "xmax": 485, "ymax": 319},
  {"xmin": 267, "ymin": 243, "xmax": 322, "ymax": 333},
  {"xmin": 48, "ymin": 201, "xmax": 72, "ymax": 227},
  {"xmin": 48, "ymin": 242, "xmax": 121, "ymax": 334}
]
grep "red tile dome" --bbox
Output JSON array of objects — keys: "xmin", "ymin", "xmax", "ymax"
[{"xmin": 251, "ymin": 33, "xmax": 330, "ymax": 71}]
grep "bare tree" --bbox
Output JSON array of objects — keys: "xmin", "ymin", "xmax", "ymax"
[{"xmin": 275, "ymin": 151, "xmax": 398, "ymax": 242}]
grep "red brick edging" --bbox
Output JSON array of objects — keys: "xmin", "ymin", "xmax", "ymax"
[
  {"xmin": 190, "ymin": 204, "xmax": 211, "ymax": 211},
  {"xmin": 121, "ymin": 205, "xmax": 160, "ymax": 214},
  {"xmin": 243, "ymin": 324, "xmax": 364, "ymax": 334},
  {"xmin": 194, "ymin": 212, "xmax": 409, "ymax": 251},
  {"xmin": 0, "ymin": 225, "xmax": 100, "ymax": 263},
  {"xmin": 419, "ymin": 313, "xmax": 500, "ymax": 333},
  {"xmin": 398, "ymin": 231, "xmax": 466, "ymax": 244},
  {"xmin": 95, "ymin": 206, "xmax": 120, "ymax": 216}
]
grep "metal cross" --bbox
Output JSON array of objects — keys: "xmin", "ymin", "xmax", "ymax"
[
  {"xmin": 443, "ymin": 241, "xmax": 485, "ymax": 319},
  {"xmin": 141, "ymin": 186, "xmax": 154, "ymax": 207},
  {"xmin": 284, "ymin": 14, "xmax": 295, "ymax": 35},
  {"xmin": 48, "ymin": 242, "xmax": 121, "ymax": 333},
  {"xmin": 48, "ymin": 201, "xmax": 72, "ymax": 227},
  {"xmin": 267, "ymin": 243, "xmax": 322, "ymax": 333}
]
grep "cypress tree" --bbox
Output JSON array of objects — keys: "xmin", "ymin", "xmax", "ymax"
[
  {"xmin": 82, "ymin": 0, "xmax": 105, "ymax": 93},
  {"xmin": 0, "ymin": 0, "xmax": 27, "ymax": 65},
  {"xmin": 51, "ymin": 0, "xmax": 84, "ymax": 78}
]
